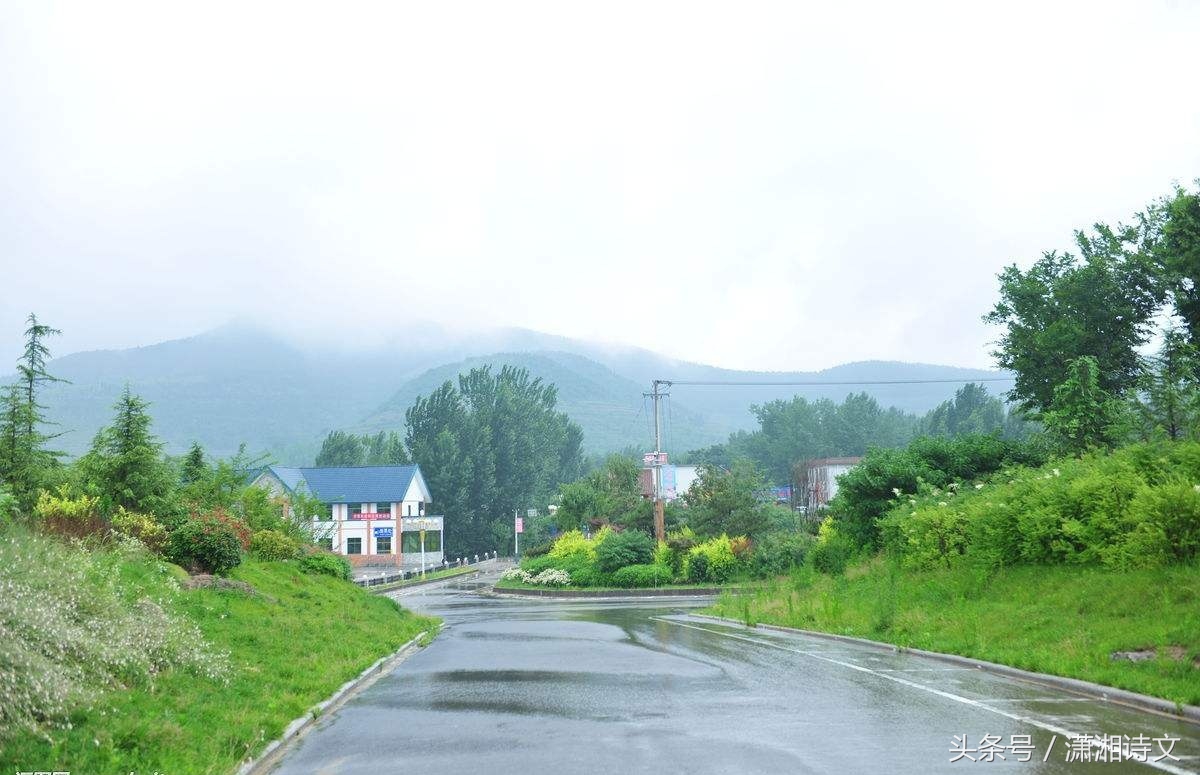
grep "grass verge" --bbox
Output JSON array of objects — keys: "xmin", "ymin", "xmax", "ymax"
[
  {"xmin": 706, "ymin": 558, "xmax": 1200, "ymax": 707},
  {"xmin": 2, "ymin": 532, "xmax": 438, "ymax": 775}
]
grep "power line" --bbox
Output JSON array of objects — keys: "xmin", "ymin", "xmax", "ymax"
[{"xmin": 656, "ymin": 377, "xmax": 1014, "ymax": 388}]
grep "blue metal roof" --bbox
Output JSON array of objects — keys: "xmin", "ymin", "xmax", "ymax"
[{"xmin": 271, "ymin": 464, "xmax": 423, "ymax": 504}]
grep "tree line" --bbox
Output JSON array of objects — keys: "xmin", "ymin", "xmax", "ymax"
[{"xmin": 314, "ymin": 365, "xmax": 585, "ymax": 555}]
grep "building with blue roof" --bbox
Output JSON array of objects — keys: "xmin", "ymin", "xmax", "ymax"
[{"xmin": 251, "ymin": 464, "xmax": 441, "ymax": 569}]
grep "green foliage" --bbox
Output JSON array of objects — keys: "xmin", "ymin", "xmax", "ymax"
[
  {"xmin": 315, "ymin": 429, "xmax": 411, "ymax": 467},
  {"xmin": 34, "ymin": 485, "xmax": 99, "ymax": 521},
  {"xmin": 696, "ymin": 392, "xmax": 916, "ymax": 486},
  {"xmin": 299, "ymin": 551, "xmax": 352, "ymax": 581},
  {"xmin": 0, "ymin": 314, "xmax": 66, "ymax": 511},
  {"xmin": 180, "ymin": 442, "xmax": 207, "ymax": 485},
  {"xmin": 594, "ymin": 528, "xmax": 654, "ymax": 573},
  {"xmin": 1157, "ymin": 183, "xmax": 1200, "ymax": 345},
  {"xmin": 684, "ymin": 535, "xmax": 741, "ymax": 583},
  {"xmin": 404, "ymin": 365, "xmax": 584, "ymax": 555},
  {"xmin": 554, "ymin": 454, "xmax": 644, "ymax": 531},
  {"xmin": 749, "ymin": 532, "xmax": 815, "ymax": 576},
  {"xmin": 810, "ymin": 517, "xmax": 853, "ymax": 574},
  {"xmin": 1132, "ymin": 327, "xmax": 1200, "ymax": 441},
  {"xmin": 110, "ymin": 506, "xmax": 168, "ymax": 553},
  {"xmin": 878, "ymin": 442, "xmax": 1200, "ymax": 571},
  {"xmin": 916, "ymin": 383, "xmax": 1033, "ymax": 439},
  {"xmin": 831, "ymin": 433, "xmax": 1048, "ymax": 549},
  {"xmin": 0, "ymin": 485, "xmax": 16, "ymax": 524},
  {"xmin": 1042, "ymin": 356, "xmax": 1128, "ymax": 453},
  {"xmin": 611, "ymin": 563, "xmax": 673, "ymax": 588},
  {"xmin": 166, "ymin": 512, "xmax": 245, "ymax": 574},
  {"xmin": 249, "ymin": 529, "xmax": 301, "ymax": 561},
  {"xmin": 77, "ymin": 386, "xmax": 178, "ymax": 519},
  {"xmin": 681, "ymin": 461, "xmax": 771, "ymax": 538},
  {"xmin": 984, "ymin": 222, "xmax": 1163, "ymax": 414}
]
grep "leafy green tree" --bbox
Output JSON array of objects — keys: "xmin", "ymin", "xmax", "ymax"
[
  {"xmin": 681, "ymin": 461, "xmax": 770, "ymax": 538},
  {"xmin": 553, "ymin": 454, "xmax": 645, "ymax": 532},
  {"xmin": 1157, "ymin": 184, "xmax": 1200, "ymax": 344},
  {"xmin": 78, "ymin": 385, "xmax": 177, "ymax": 517},
  {"xmin": 985, "ymin": 224, "xmax": 1163, "ymax": 413},
  {"xmin": 363, "ymin": 431, "xmax": 410, "ymax": 465},
  {"xmin": 315, "ymin": 430, "xmax": 365, "ymax": 466},
  {"xmin": 1041, "ymin": 356, "xmax": 1127, "ymax": 453},
  {"xmin": 916, "ymin": 383, "xmax": 1030, "ymax": 438},
  {"xmin": 404, "ymin": 366, "xmax": 584, "ymax": 555},
  {"xmin": 1133, "ymin": 328, "xmax": 1200, "ymax": 441}
]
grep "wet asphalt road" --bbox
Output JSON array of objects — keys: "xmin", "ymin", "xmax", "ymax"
[{"xmin": 271, "ymin": 572, "xmax": 1200, "ymax": 775}]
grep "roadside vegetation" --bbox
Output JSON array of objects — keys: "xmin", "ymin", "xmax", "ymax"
[
  {"xmin": 0, "ymin": 316, "xmax": 437, "ymax": 773},
  {"xmin": 709, "ymin": 185, "xmax": 1200, "ymax": 708}
]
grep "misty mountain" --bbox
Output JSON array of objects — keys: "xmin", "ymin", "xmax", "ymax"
[{"xmin": 26, "ymin": 322, "xmax": 1011, "ymax": 463}]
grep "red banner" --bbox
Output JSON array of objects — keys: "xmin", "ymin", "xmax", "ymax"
[{"xmin": 349, "ymin": 512, "xmax": 390, "ymax": 521}]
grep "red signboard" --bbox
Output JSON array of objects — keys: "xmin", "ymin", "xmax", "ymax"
[
  {"xmin": 350, "ymin": 512, "xmax": 391, "ymax": 521},
  {"xmin": 515, "ymin": 517, "xmax": 524, "ymax": 534}
]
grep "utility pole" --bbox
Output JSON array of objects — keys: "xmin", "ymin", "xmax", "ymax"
[{"xmin": 647, "ymin": 379, "xmax": 670, "ymax": 543}]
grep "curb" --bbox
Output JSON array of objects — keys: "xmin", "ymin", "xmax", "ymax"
[
  {"xmin": 234, "ymin": 627, "xmax": 438, "ymax": 775},
  {"xmin": 368, "ymin": 569, "xmax": 481, "ymax": 594},
  {"xmin": 491, "ymin": 585, "xmax": 722, "ymax": 599},
  {"xmin": 691, "ymin": 614, "xmax": 1200, "ymax": 726}
]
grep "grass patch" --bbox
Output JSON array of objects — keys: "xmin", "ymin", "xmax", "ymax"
[
  {"xmin": 2, "ymin": 532, "xmax": 437, "ymax": 775},
  {"xmin": 707, "ymin": 559, "xmax": 1200, "ymax": 706}
]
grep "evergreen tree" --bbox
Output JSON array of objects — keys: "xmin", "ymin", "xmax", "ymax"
[
  {"xmin": 0, "ymin": 314, "xmax": 66, "ymax": 509},
  {"xmin": 314, "ymin": 430, "xmax": 366, "ymax": 466},
  {"xmin": 181, "ymin": 442, "xmax": 208, "ymax": 484},
  {"xmin": 1134, "ymin": 328, "xmax": 1200, "ymax": 441},
  {"xmin": 80, "ymin": 385, "xmax": 176, "ymax": 516}
]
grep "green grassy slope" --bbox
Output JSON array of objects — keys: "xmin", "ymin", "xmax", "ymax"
[
  {"xmin": 1, "ymin": 532, "xmax": 437, "ymax": 775},
  {"xmin": 709, "ymin": 560, "xmax": 1200, "ymax": 706}
]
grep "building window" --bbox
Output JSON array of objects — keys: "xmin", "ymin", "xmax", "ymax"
[
  {"xmin": 374, "ymin": 502, "xmax": 391, "ymax": 516},
  {"xmin": 405, "ymin": 503, "xmax": 412, "ymax": 516},
  {"xmin": 348, "ymin": 504, "xmax": 363, "ymax": 518},
  {"xmin": 401, "ymin": 531, "xmax": 441, "ymax": 553},
  {"xmin": 319, "ymin": 537, "xmax": 333, "ymax": 551},
  {"xmin": 376, "ymin": 536, "xmax": 392, "ymax": 553},
  {"xmin": 346, "ymin": 537, "xmax": 362, "ymax": 555}
]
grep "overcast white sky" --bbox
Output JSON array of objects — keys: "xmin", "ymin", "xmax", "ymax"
[{"xmin": 1, "ymin": 1, "xmax": 1198, "ymax": 371}]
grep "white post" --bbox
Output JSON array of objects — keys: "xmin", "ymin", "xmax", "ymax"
[{"xmin": 420, "ymin": 529, "xmax": 426, "ymax": 579}]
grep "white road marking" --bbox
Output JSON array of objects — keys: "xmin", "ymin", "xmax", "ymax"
[{"xmin": 653, "ymin": 617, "xmax": 1197, "ymax": 775}]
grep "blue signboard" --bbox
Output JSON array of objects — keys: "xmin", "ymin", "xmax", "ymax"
[{"xmin": 374, "ymin": 527, "xmax": 394, "ymax": 538}]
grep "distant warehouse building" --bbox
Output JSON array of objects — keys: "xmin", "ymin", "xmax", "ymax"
[
  {"xmin": 797, "ymin": 456, "xmax": 863, "ymax": 512},
  {"xmin": 251, "ymin": 464, "xmax": 441, "ymax": 568}
]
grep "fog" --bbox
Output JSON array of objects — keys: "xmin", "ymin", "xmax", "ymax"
[{"xmin": 1, "ymin": 1, "xmax": 1198, "ymax": 370}]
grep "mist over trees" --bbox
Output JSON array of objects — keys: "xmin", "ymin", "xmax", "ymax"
[{"xmin": 680, "ymin": 385, "xmax": 1029, "ymax": 485}]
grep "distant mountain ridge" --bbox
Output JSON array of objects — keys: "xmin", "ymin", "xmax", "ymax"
[{"xmin": 23, "ymin": 323, "xmax": 1011, "ymax": 463}]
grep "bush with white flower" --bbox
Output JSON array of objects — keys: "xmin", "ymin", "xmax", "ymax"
[
  {"xmin": 500, "ymin": 567, "xmax": 533, "ymax": 584},
  {"xmin": 531, "ymin": 568, "xmax": 571, "ymax": 586}
]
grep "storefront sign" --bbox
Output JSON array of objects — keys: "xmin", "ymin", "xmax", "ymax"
[
  {"xmin": 350, "ymin": 512, "xmax": 390, "ymax": 520},
  {"xmin": 374, "ymin": 527, "xmax": 393, "ymax": 538}
]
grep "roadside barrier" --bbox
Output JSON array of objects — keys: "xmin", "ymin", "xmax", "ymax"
[{"xmin": 353, "ymin": 552, "xmax": 503, "ymax": 588}]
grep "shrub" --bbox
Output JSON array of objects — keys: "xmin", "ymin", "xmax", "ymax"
[
  {"xmin": 685, "ymin": 535, "xmax": 741, "ymax": 583},
  {"xmin": 111, "ymin": 506, "xmax": 168, "ymax": 553},
  {"xmin": 522, "ymin": 540, "xmax": 554, "ymax": 558},
  {"xmin": 165, "ymin": 513, "xmax": 244, "ymax": 575},
  {"xmin": 519, "ymin": 554, "xmax": 560, "ymax": 575},
  {"xmin": 531, "ymin": 568, "xmax": 571, "ymax": 586},
  {"xmin": 33, "ymin": 486, "xmax": 108, "ymax": 541},
  {"xmin": 595, "ymin": 528, "xmax": 654, "ymax": 573},
  {"xmin": 612, "ymin": 563, "xmax": 672, "ymax": 588},
  {"xmin": 548, "ymin": 530, "xmax": 596, "ymax": 562},
  {"xmin": 811, "ymin": 518, "xmax": 853, "ymax": 575},
  {"xmin": 501, "ymin": 567, "xmax": 533, "ymax": 583},
  {"xmin": 299, "ymin": 551, "xmax": 352, "ymax": 581},
  {"xmin": 749, "ymin": 532, "xmax": 815, "ymax": 577},
  {"xmin": 249, "ymin": 529, "xmax": 301, "ymax": 561}
]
